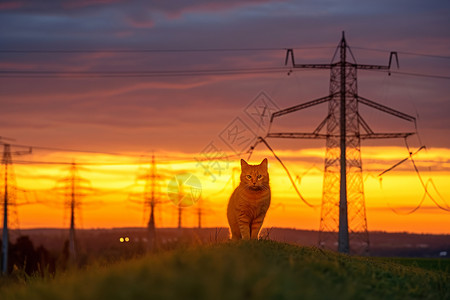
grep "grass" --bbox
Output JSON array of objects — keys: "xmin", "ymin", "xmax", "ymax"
[
  {"xmin": 380, "ymin": 257, "xmax": 450, "ymax": 274},
  {"xmin": 1, "ymin": 240, "xmax": 449, "ymax": 300}
]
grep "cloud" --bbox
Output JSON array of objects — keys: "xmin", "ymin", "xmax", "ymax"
[
  {"xmin": 62, "ymin": 0, "xmax": 126, "ymax": 10},
  {"xmin": 126, "ymin": 16, "xmax": 155, "ymax": 29},
  {"xmin": 0, "ymin": 0, "xmax": 449, "ymax": 154},
  {"xmin": 0, "ymin": 1, "xmax": 24, "ymax": 10}
]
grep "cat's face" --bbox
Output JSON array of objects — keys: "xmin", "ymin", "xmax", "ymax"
[{"xmin": 240, "ymin": 158, "xmax": 269, "ymax": 190}]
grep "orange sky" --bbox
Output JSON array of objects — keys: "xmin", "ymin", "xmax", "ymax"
[{"xmin": 8, "ymin": 146, "xmax": 450, "ymax": 234}]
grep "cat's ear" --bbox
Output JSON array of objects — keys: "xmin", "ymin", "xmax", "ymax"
[
  {"xmin": 260, "ymin": 158, "xmax": 268, "ymax": 168},
  {"xmin": 241, "ymin": 159, "xmax": 249, "ymax": 168}
]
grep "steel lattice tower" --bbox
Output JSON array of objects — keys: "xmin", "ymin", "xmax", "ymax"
[
  {"xmin": 321, "ymin": 34, "xmax": 365, "ymax": 254},
  {"xmin": 1, "ymin": 145, "xmax": 12, "ymax": 275},
  {"xmin": 53, "ymin": 162, "xmax": 93, "ymax": 263},
  {"xmin": 1, "ymin": 143, "xmax": 31, "ymax": 274},
  {"xmin": 268, "ymin": 32, "xmax": 416, "ymax": 254}
]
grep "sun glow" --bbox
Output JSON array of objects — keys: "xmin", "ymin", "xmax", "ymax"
[{"xmin": 5, "ymin": 146, "xmax": 450, "ymax": 234}]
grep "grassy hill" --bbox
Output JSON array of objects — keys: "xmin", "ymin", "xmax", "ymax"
[{"xmin": 2, "ymin": 240, "xmax": 449, "ymax": 300}]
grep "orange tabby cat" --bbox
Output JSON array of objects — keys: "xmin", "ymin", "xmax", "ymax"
[{"xmin": 227, "ymin": 158, "xmax": 271, "ymax": 240}]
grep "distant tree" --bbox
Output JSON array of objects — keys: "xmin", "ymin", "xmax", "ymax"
[
  {"xmin": 36, "ymin": 245, "xmax": 55, "ymax": 276},
  {"xmin": 10, "ymin": 236, "xmax": 38, "ymax": 275},
  {"xmin": 8, "ymin": 236, "xmax": 56, "ymax": 277}
]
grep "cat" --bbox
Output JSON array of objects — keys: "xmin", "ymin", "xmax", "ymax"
[{"xmin": 227, "ymin": 158, "xmax": 271, "ymax": 240}]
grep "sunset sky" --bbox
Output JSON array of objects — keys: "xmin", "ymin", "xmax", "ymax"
[{"xmin": 1, "ymin": 0, "xmax": 449, "ymax": 234}]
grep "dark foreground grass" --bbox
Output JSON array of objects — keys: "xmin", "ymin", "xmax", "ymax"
[
  {"xmin": 1, "ymin": 240, "xmax": 449, "ymax": 300},
  {"xmin": 381, "ymin": 257, "xmax": 450, "ymax": 274}
]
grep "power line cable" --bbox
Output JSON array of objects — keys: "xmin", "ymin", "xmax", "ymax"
[
  {"xmin": 13, "ymin": 160, "xmax": 143, "ymax": 166},
  {"xmin": 3, "ymin": 67, "xmax": 447, "ymax": 81},
  {"xmin": 251, "ymin": 137, "xmax": 319, "ymax": 208},
  {"xmin": 11, "ymin": 143, "xmax": 131, "ymax": 156},
  {"xmin": 352, "ymin": 46, "xmax": 450, "ymax": 60},
  {"xmin": 0, "ymin": 46, "xmax": 332, "ymax": 54},
  {"xmin": 385, "ymin": 70, "xmax": 450, "ymax": 80},
  {"xmin": 378, "ymin": 138, "xmax": 450, "ymax": 213},
  {"xmin": 0, "ymin": 67, "xmax": 290, "ymax": 79},
  {"xmin": 404, "ymin": 139, "xmax": 450, "ymax": 212},
  {"xmin": 13, "ymin": 149, "xmax": 247, "ymax": 166}
]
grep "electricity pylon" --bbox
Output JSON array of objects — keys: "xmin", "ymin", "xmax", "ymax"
[
  {"xmin": 129, "ymin": 154, "xmax": 168, "ymax": 250},
  {"xmin": 147, "ymin": 154, "xmax": 157, "ymax": 247},
  {"xmin": 1, "ymin": 143, "xmax": 31, "ymax": 274},
  {"xmin": 268, "ymin": 32, "xmax": 416, "ymax": 254},
  {"xmin": 143, "ymin": 154, "xmax": 168, "ymax": 249},
  {"xmin": 54, "ymin": 162, "xmax": 92, "ymax": 262},
  {"xmin": 177, "ymin": 190, "xmax": 184, "ymax": 229},
  {"xmin": 194, "ymin": 197, "xmax": 214, "ymax": 229}
]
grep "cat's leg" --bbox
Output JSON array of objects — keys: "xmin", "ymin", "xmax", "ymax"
[
  {"xmin": 230, "ymin": 225, "xmax": 241, "ymax": 240},
  {"xmin": 250, "ymin": 215, "xmax": 265, "ymax": 239},
  {"xmin": 238, "ymin": 214, "xmax": 251, "ymax": 239},
  {"xmin": 227, "ymin": 204, "xmax": 241, "ymax": 240}
]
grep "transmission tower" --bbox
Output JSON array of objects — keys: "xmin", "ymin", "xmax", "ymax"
[
  {"xmin": 194, "ymin": 197, "xmax": 214, "ymax": 229},
  {"xmin": 68, "ymin": 163, "xmax": 77, "ymax": 261},
  {"xmin": 177, "ymin": 206, "xmax": 183, "ymax": 229},
  {"xmin": 268, "ymin": 32, "xmax": 416, "ymax": 254},
  {"xmin": 143, "ymin": 154, "xmax": 168, "ymax": 249},
  {"xmin": 1, "ymin": 143, "xmax": 31, "ymax": 274},
  {"xmin": 147, "ymin": 154, "xmax": 157, "ymax": 248},
  {"xmin": 129, "ymin": 154, "xmax": 168, "ymax": 250},
  {"xmin": 54, "ymin": 162, "xmax": 92, "ymax": 262},
  {"xmin": 196, "ymin": 198, "xmax": 205, "ymax": 229}
]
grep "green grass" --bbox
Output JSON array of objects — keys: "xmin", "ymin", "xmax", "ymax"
[
  {"xmin": 1, "ymin": 240, "xmax": 449, "ymax": 300},
  {"xmin": 380, "ymin": 257, "xmax": 450, "ymax": 274}
]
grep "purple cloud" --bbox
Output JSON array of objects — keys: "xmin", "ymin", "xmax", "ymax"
[{"xmin": 0, "ymin": 0, "xmax": 449, "ymax": 155}]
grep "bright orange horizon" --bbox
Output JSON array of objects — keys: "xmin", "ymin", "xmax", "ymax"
[{"xmin": 9, "ymin": 146, "xmax": 450, "ymax": 235}]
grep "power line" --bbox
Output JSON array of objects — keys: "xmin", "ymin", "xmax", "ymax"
[
  {"xmin": 10, "ymin": 143, "xmax": 130, "ymax": 156},
  {"xmin": 7, "ymin": 143, "xmax": 187, "ymax": 162},
  {"xmin": 385, "ymin": 70, "xmax": 450, "ymax": 80},
  {"xmin": 0, "ymin": 46, "xmax": 331, "ymax": 54},
  {"xmin": 13, "ymin": 160, "xmax": 142, "ymax": 166},
  {"xmin": 12, "ymin": 151, "xmax": 245, "ymax": 166},
  {"xmin": 379, "ymin": 140, "xmax": 450, "ymax": 214},
  {"xmin": 8, "ymin": 142, "xmax": 226, "ymax": 163},
  {"xmin": 8, "ymin": 46, "xmax": 444, "ymax": 58},
  {"xmin": 2, "ymin": 66, "xmax": 448, "ymax": 80},
  {"xmin": 0, "ymin": 48, "xmax": 282, "ymax": 54},
  {"xmin": 249, "ymin": 137, "xmax": 319, "ymax": 208},
  {"xmin": 352, "ymin": 46, "xmax": 450, "ymax": 60},
  {"xmin": 0, "ymin": 67, "xmax": 290, "ymax": 79}
]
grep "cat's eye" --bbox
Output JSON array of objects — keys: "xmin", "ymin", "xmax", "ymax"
[
  {"xmin": 246, "ymin": 175, "xmax": 252, "ymax": 180},
  {"xmin": 257, "ymin": 175, "xmax": 262, "ymax": 180}
]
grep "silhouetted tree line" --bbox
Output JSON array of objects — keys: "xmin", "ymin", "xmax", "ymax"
[{"xmin": 1, "ymin": 236, "xmax": 56, "ymax": 277}]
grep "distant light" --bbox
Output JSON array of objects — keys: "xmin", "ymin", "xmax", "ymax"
[
  {"xmin": 125, "ymin": 237, "xmax": 130, "ymax": 242},
  {"xmin": 119, "ymin": 237, "xmax": 124, "ymax": 243}
]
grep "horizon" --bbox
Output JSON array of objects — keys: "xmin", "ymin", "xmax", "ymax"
[{"xmin": 13, "ymin": 226, "xmax": 450, "ymax": 236}]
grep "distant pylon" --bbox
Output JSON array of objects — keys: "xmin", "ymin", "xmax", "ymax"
[
  {"xmin": 193, "ymin": 197, "xmax": 215, "ymax": 229},
  {"xmin": 268, "ymin": 32, "xmax": 416, "ymax": 254},
  {"xmin": 1, "ymin": 143, "xmax": 31, "ymax": 274},
  {"xmin": 68, "ymin": 162, "xmax": 77, "ymax": 262},
  {"xmin": 146, "ymin": 154, "xmax": 157, "ymax": 249},
  {"xmin": 197, "ymin": 207, "xmax": 202, "ymax": 229},
  {"xmin": 196, "ymin": 197, "xmax": 204, "ymax": 229},
  {"xmin": 1, "ymin": 145, "xmax": 12, "ymax": 275},
  {"xmin": 177, "ymin": 206, "xmax": 183, "ymax": 229},
  {"xmin": 54, "ymin": 162, "xmax": 92, "ymax": 263},
  {"xmin": 129, "ymin": 153, "xmax": 168, "ymax": 250}
]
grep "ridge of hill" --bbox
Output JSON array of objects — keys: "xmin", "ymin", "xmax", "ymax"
[{"xmin": 2, "ymin": 240, "xmax": 449, "ymax": 300}]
